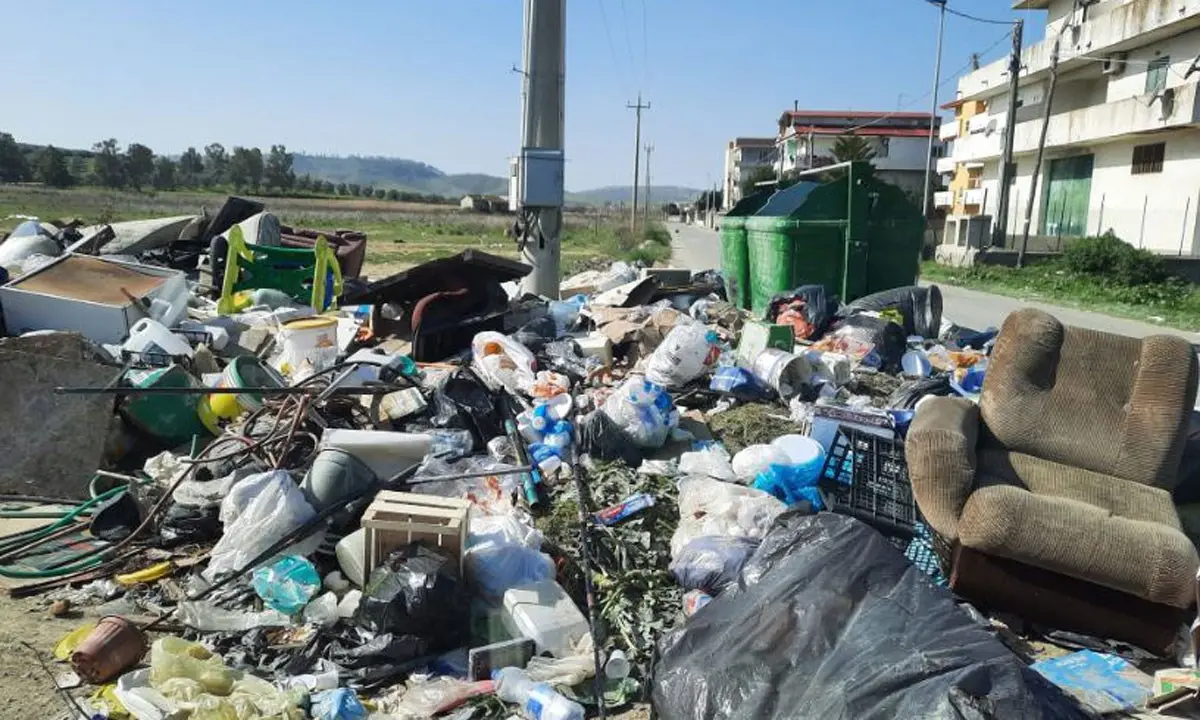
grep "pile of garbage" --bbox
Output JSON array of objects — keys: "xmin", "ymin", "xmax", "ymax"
[{"xmin": 0, "ymin": 208, "xmax": 1189, "ymax": 719}]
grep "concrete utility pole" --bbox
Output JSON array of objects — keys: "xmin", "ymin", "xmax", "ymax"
[
  {"xmin": 1019, "ymin": 30, "xmax": 1064, "ymax": 267},
  {"xmin": 923, "ymin": 0, "xmax": 947, "ymax": 219},
  {"xmin": 518, "ymin": 0, "xmax": 566, "ymax": 297},
  {"xmin": 627, "ymin": 94, "xmax": 650, "ymax": 236},
  {"xmin": 643, "ymin": 143, "xmax": 654, "ymax": 228},
  {"xmin": 993, "ymin": 20, "xmax": 1025, "ymax": 248}
]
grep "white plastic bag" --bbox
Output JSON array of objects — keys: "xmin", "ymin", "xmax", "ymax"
[
  {"xmin": 671, "ymin": 477, "xmax": 787, "ymax": 558},
  {"xmin": 472, "ymin": 331, "xmax": 537, "ymax": 394},
  {"xmin": 600, "ymin": 377, "xmax": 680, "ymax": 449},
  {"xmin": 678, "ymin": 445, "xmax": 736, "ymax": 482},
  {"xmin": 645, "ymin": 323, "xmax": 719, "ymax": 388},
  {"xmin": 731, "ymin": 444, "xmax": 792, "ymax": 484},
  {"xmin": 205, "ymin": 470, "xmax": 321, "ymax": 581},
  {"xmin": 462, "ymin": 513, "xmax": 554, "ymax": 599}
]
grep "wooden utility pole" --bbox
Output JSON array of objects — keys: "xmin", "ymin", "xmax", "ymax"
[
  {"xmin": 643, "ymin": 143, "xmax": 654, "ymax": 228},
  {"xmin": 1018, "ymin": 31, "xmax": 1063, "ymax": 267},
  {"xmin": 627, "ymin": 94, "xmax": 651, "ymax": 236},
  {"xmin": 992, "ymin": 20, "xmax": 1024, "ymax": 248}
]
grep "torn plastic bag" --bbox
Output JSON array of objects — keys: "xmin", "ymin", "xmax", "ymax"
[
  {"xmin": 512, "ymin": 315, "xmax": 559, "ymax": 351},
  {"xmin": 205, "ymin": 470, "xmax": 322, "ymax": 581},
  {"xmin": 329, "ymin": 632, "xmax": 428, "ymax": 670},
  {"xmin": 542, "ymin": 339, "xmax": 596, "ymax": 383},
  {"xmin": 158, "ymin": 503, "xmax": 221, "ymax": 547},
  {"xmin": 671, "ymin": 477, "xmax": 787, "ymax": 558},
  {"xmin": 89, "ymin": 490, "xmax": 142, "ymax": 541},
  {"xmin": 428, "ymin": 372, "xmax": 504, "ymax": 448},
  {"xmin": 765, "ymin": 284, "xmax": 837, "ymax": 339},
  {"xmin": 578, "ymin": 410, "xmax": 644, "ymax": 467},
  {"xmin": 669, "ymin": 535, "xmax": 760, "ymax": 594},
  {"xmin": 825, "ymin": 314, "xmax": 907, "ymax": 372},
  {"xmin": 472, "ymin": 332, "xmax": 537, "ymax": 395},
  {"xmin": 355, "ymin": 544, "xmax": 468, "ymax": 652},
  {"xmin": 838, "ymin": 285, "xmax": 943, "ymax": 339},
  {"xmin": 463, "ymin": 514, "xmax": 555, "ymax": 599},
  {"xmin": 653, "ymin": 512, "xmax": 1088, "ymax": 720}
]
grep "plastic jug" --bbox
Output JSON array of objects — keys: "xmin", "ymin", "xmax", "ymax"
[
  {"xmin": 125, "ymin": 318, "xmax": 194, "ymax": 359},
  {"xmin": 501, "ymin": 579, "xmax": 589, "ymax": 658},
  {"xmin": 335, "ymin": 528, "xmax": 366, "ymax": 588}
]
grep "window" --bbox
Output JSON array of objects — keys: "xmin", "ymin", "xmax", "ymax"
[
  {"xmin": 1132, "ymin": 142, "xmax": 1165, "ymax": 174},
  {"xmin": 1146, "ymin": 56, "xmax": 1170, "ymax": 95}
]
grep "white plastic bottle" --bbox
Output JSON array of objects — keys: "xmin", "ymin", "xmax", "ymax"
[{"xmin": 493, "ymin": 667, "xmax": 584, "ymax": 720}]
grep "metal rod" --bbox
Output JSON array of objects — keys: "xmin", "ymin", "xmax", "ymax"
[
  {"xmin": 55, "ymin": 385, "xmax": 402, "ymax": 396},
  {"xmin": 571, "ymin": 462, "xmax": 609, "ymax": 720},
  {"xmin": 922, "ymin": 0, "xmax": 947, "ymax": 219},
  {"xmin": 1182, "ymin": 196, "xmax": 1192, "ymax": 256},
  {"xmin": 403, "ymin": 465, "xmax": 535, "ymax": 486},
  {"xmin": 1140, "ymin": 194, "xmax": 1148, "ymax": 248}
]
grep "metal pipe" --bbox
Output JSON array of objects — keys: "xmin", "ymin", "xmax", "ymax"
[
  {"xmin": 55, "ymin": 385, "xmax": 402, "ymax": 396},
  {"xmin": 922, "ymin": 0, "xmax": 947, "ymax": 219}
]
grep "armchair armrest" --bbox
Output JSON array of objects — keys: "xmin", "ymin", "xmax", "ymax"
[{"xmin": 906, "ymin": 396, "xmax": 981, "ymax": 542}]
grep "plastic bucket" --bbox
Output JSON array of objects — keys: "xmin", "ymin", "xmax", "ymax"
[
  {"xmin": 751, "ymin": 349, "xmax": 812, "ymax": 399},
  {"xmin": 198, "ymin": 356, "xmax": 287, "ymax": 433},
  {"xmin": 121, "ymin": 366, "xmax": 213, "ymax": 444},
  {"xmin": 278, "ymin": 316, "xmax": 339, "ymax": 378}
]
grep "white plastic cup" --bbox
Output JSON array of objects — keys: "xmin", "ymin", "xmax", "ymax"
[{"xmin": 605, "ymin": 649, "xmax": 630, "ymax": 680}]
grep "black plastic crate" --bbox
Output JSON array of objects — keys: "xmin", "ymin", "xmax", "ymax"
[{"xmin": 819, "ymin": 426, "xmax": 918, "ymax": 539}]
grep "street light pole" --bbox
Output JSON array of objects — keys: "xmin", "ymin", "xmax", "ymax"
[{"xmin": 922, "ymin": 0, "xmax": 947, "ymax": 219}]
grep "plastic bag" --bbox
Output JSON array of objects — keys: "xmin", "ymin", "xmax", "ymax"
[
  {"xmin": 818, "ymin": 314, "xmax": 908, "ymax": 371},
  {"xmin": 731, "ymin": 444, "xmax": 791, "ymax": 484},
  {"xmin": 600, "ymin": 377, "xmax": 680, "ymax": 449},
  {"xmin": 671, "ymin": 477, "xmax": 787, "ymax": 558},
  {"xmin": 670, "ymin": 535, "xmax": 760, "ymax": 594},
  {"xmin": 578, "ymin": 411, "xmax": 644, "ymax": 466},
  {"xmin": 205, "ymin": 470, "xmax": 320, "ymax": 581},
  {"xmin": 708, "ymin": 367, "xmax": 769, "ymax": 399},
  {"xmin": 150, "ymin": 636, "xmax": 236, "ymax": 696},
  {"xmin": 252, "ymin": 555, "xmax": 321, "ymax": 615},
  {"xmin": 312, "ymin": 688, "xmax": 368, "ymax": 720},
  {"xmin": 382, "ymin": 676, "xmax": 491, "ymax": 719},
  {"xmin": 766, "ymin": 284, "xmax": 837, "ymax": 340},
  {"xmin": 463, "ymin": 514, "xmax": 555, "ymax": 599},
  {"xmin": 472, "ymin": 331, "xmax": 537, "ymax": 395},
  {"xmin": 753, "ymin": 464, "xmax": 825, "ymax": 509},
  {"xmin": 678, "ymin": 445, "xmax": 736, "ymax": 482},
  {"xmin": 645, "ymin": 323, "xmax": 720, "ymax": 388},
  {"xmin": 355, "ymin": 544, "xmax": 468, "ymax": 651}
]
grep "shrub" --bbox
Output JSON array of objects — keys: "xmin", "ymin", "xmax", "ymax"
[{"xmin": 1062, "ymin": 232, "xmax": 1170, "ymax": 286}]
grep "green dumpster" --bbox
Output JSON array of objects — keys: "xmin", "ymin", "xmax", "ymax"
[
  {"xmin": 743, "ymin": 162, "xmax": 924, "ymax": 315},
  {"xmin": 719, "ymin": 188, "xmax": 773, "ymax": 310}
]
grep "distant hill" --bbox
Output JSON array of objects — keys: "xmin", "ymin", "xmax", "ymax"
[{"xmin": 570, "ymin": 185, "xmax": 703, "ymax": 205}]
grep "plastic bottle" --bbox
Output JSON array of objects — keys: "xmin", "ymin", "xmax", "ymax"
[
  {"xmin": 493, "ymin": 667, "xmax": 584, "ymax": 720},
  {"xmin": 543, "ymin": 420, "xmax": 573, "ymax": 452},
  {"xmin": 531, "ymin": 404, "xmax": 552, "ymax": 432}
]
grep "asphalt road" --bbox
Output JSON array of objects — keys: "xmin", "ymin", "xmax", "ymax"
[{"xmin": 668, "ymin": 220, "xmax": 1199, "ymax": 342}]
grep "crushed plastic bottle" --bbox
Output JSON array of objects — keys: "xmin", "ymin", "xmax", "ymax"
[{"xmin": 494, "ymin": 667, "xmax": 585, "ymax": 720}]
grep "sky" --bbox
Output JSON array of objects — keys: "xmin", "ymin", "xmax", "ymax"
[{"xmin": 0, "ymin": 1, "xmax": 1046, "ymax": 191}]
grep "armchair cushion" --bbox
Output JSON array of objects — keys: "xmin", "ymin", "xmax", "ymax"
[
  {"xmin": 958, "ymin": 477, "xmax": 1199, "ymax": 608},
  {"xmin": 906, "ymin": 396, "xmax": 980, "ymax": 543}
]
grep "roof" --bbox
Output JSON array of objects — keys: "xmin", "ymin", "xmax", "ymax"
[
  {"xmin": 787, "ymin": 126, "xmax": 934, "ymax": 138},
  {"xmin": 732, "ymin": 137, "xmax": 776, "ymax": 147},
  {"xmin": 784, "ymin": 110, "xmax": 936, "ymax": 120}
]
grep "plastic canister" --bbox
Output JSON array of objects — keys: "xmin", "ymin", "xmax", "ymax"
[
  {"xmin": 770, "ymin": 435, "xmax": 826, "ymax": 484},
  {"xmin": 276, "ymin": 316, "xmax": 339, "ymax": 378},
  {"xmin": 124, "ymin": 318, "xmax": 194, "ymax": 360},
  {"xmin": 501, "ymin": 579, "xmax": 590, "ymax": 658}
]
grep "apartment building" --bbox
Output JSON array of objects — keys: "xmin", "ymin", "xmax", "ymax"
[
  {"xmin": 777, "ymin": 110, "xmax": 943, "ymax": 202},
  {"xmin": 940, "ymin": 0, "xmax": 1200, "ymax": 254},
  {"xmin": 722, "ymin": 138, "xmax": 777, "ymax": 210}
]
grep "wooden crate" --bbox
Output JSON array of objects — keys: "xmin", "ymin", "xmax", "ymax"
[{"xmin": 361, "ymin": 491, "xmax": 470, "ymax": 577}]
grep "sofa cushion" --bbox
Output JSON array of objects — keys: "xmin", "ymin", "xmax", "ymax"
[{"xmin": 958, "ymin": 482, "xmax": 1198, "ymax": 608}]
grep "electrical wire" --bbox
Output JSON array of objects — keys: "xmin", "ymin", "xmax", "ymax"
[
  {"xmin": 639, "ymin": 0, "xmax": 651, "ymax": 92},
  {"xmin": 594, "ymin": 0, "xmax": 632, "ymax": 97},
  {"xmin": 617, "ymin": 0, "xmax": 637, "ymax": 79},
  {"xmin": 943, "ymin": 4, "xmax": 1017, "ymax": 26}
]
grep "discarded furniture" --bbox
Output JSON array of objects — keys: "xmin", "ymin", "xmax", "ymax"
[
  {"xmin": 362, "ymin": 491, "xmax": 469, "ymax": 577},
  {"xmin": 341, "ymin": 250, "xmax": 530, "ymax": 362},
  {"xmin": 216, "ymin": 225, "xmax": 343, "ymax": 314},
  {"xmin": 907, "ymin": 308, "xmax": 1200, "ymax": 652},
  {"xmin": 281, "ymin": 225, "xmax": 368, "ymax": 280}
]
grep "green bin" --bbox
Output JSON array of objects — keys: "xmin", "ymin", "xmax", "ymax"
[
  {"xmin": 742, "ymin": 162, "xmax": 924, "ymax": 315},
  {"xmin": 719, "ymin": 189, "xmax": 773, "ymax": 310}
]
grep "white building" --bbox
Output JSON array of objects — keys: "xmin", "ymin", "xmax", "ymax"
[
  {"xmin": 722, "ymin": 138, "xmax": 778, "ymax": 210},
  {"xmin": 776, "ymin": 110, "xmax": 943, "ymax": 202},
  {"xmin": 942, "ymin": 0, "xmax": 1200, "ymax": 254}
]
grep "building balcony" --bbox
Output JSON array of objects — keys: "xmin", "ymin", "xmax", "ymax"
[
  {"xmin": 961, "ymin": 0, "xmax": 1200, "ymax": 101},
  {"xmin": 950, "ymin": 82, "xmax": 1200, "ymax": 163},
  {"xmin": 968, "ymin": 113, "xmax": 999, "ymax": 135},
  {"xmin": 939, "ymin": 121, "xmax": 959, "ymax": 141},
  {"xmin": 963, "ymin": 188, "xmax": 988, "ymax": 207},
  {"xmin": 934, "ymin": 191, "xmax": 954, "ymax": 208},
  {"xmin": 936, "ymin": 156, "xmax": 958, "ymax": 174}
]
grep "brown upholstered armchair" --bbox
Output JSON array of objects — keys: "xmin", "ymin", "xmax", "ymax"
[{"xmin": 907, "ymin": 308, "xmax": 1200, "ymax": 652}]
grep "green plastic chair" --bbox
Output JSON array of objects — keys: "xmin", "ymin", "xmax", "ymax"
[{"xmin": 217, "ymin": 225, "xmax": 343, "ymax": 314}]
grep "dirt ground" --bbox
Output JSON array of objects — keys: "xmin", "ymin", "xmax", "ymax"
[{"xmin": 0, "ymin": 595, "xmax": 97, "ymax": 718}]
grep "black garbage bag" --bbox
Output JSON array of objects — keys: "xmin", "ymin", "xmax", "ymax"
[
  {"xmin": 838, "ymin": 284, "xmax": 943, "ymax": 339},
  {"xmin": 89, "ymin": 490, "xmax": 142, "ymax": 541},
  {"xmin": 826, "ymin": 314, "xmax": 907, "ymax": 372},
  {"xmin": 889, "ymin": 374, "xmax": 954, "ymax": 410},
  {"xmin": 653, "ymin": 513, "xmax": 1087, "ymax": 720},
  {"xmin": 427, "ymin": 371, "xmax": 502, "ymax": 448},
  {"xmin": 577, "ymin": 411, "xmax": 643, "ymax": 467},
  {"xmin": 542, "ymin": 339, "xmax": 593, "ymax": 383},
  {"xmin": 513, "ymin": 315, "xmax": 558, "ymax": 352},
  {"xmin": 764, "ymin": 284, "xmax": 838, "ymax": 339},
  {"xmin": 158, "ymin": 503, "xmax": 222, "ymax": 546},
  {"xmin": 355, "ymin": 544, "xmax": 467, "ymax": 652},
  {"xmin": 669, "ymin": 535, "xmax": 759, "ymax": 595}
]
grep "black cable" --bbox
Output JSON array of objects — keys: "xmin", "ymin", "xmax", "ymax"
[{"xmin": 943, "ymin": 3, "xmax": 1016, "ymax": 26}]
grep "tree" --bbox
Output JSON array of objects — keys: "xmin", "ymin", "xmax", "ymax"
[
  {"xmin": 362, "ymin": 185, "xmax": 375, "ymax": 198},
  {"xmin": 741, "ymin": 165, "xmax": 778, "ymax": 196},
  {"xmin": 295, "ymin": 173, "xmax": 313, "ymax": 191},
  {"xmin": 348, "ymin": 183, "xmax": 362, "ymax": 197},
  {"xmin": 124, "ymin": 143, "xmax": 155, "ymax": 190},
  {"xmin": 204, "ymin": 143, "xmax": 228, "ymax": 185},
  {"xmin": 831, "ymin": 135, "xmax": 877, "ymax": 164},
  {"xmin": 386, "ymin": 189, "xmax": 400, "ymax": 201},
  {"xmin": 265, "ymin": 144, "xmax": 295, "ymax": 190},
  {"xmin": 0, "ymin": 132, "xmax": 30, "ymax": 183},
  {"xmin": 68, "ymin": 155, "xmax": 88, "ymax": 181},
  {"xmin": 228, "ymin": 146, "xmax": 251, "ymax": 189},
  {"xmin": 92, "ymin": 138, "xmax": 126, "ymax": 188},
  {"xmin": 374, "ymin": 188, "xmax": 386, "ymax": 200},
  {"xmin": 336, "ymin": 182, "xmax": 348, "ymax": 196},
  {"xmin": 179, "ymin": 147, "xmax": 204, "ymax": 185},
  {"xmin": 34, "ymin": 145, "xmax": 73, "ymax": 188},
  {"xmin": 153, "ymin": 157, "xmax": 177, "ymax": 190},
  {"xmin": 246, "ymin": 147, "xmax": 264, "ymax": 189},
  {"xmin": 321, "ymin": 180, "xmax": 335, "ymax": 194}
]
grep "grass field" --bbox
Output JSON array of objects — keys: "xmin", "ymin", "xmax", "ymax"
[{"xmin": 0, "ymin": 185, "xmax": 670, "ymax": 277}]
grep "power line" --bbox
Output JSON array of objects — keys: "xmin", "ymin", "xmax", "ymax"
[
  {"xmin": 617, "ymin": 0, "xmax": 638, "ymax": 80},
  {"xmin": 640, "ymin": 0, "xmax": 651, "ymax": 91},
  {"xmin": 594, "ymin": 0, "xmax": 631, "ymax": 96},
  {"xmin": 944, "ymin": 4, "xmax": 1015, "ymax": 26}
]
